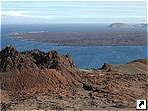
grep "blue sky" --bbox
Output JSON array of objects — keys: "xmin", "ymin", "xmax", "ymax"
[{"xmin": 1, "ymin": 1, "xmax": 146, "ymax": 24}]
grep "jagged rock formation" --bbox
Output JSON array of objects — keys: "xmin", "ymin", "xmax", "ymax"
[
  {"xmin": 0, "ymin": 46, "xmax": 76, "ymax": 72},
  {"xmin": 0, "ymin": 46, "xmax": 147, "ymax": 110},
  {"xmin": 0, "ymin": 46, "xmax": 38, "ymax": 72},
  {"xmin": 0, "ymin": 46, "xmax": 80, "ymax": 95}
]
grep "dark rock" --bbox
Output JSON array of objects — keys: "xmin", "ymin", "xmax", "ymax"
[
  {"xmin": 48, "ymin": 50, "xmax": 58, "ymax": 59},
  {"xmin": 101, "ymin": 63, "xmax": 112, "ymax": 72},
  {"xmin": 0, "ymin": 46, "xmax": 38, "ymax": 72},
  {"xmin": 82, "ymin": 83, "xmax": 93, "ymax": 91}
]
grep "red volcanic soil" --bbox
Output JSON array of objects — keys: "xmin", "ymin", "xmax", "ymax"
[{"xmin": 0, "ymin": 46, "xmax": 147, "ymax": 110}]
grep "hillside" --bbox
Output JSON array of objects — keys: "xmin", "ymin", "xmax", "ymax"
[{"xmin": 0, "ymin": 46, "xmax": 147, "ymax": 110}]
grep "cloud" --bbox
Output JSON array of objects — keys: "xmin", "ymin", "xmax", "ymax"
[
  {"xmin": 2, "ymin": 11, "xmax": 49, "ymax": 19},
  {"xmin": 2, "ymin": 1, "xmax": 146, "ymax": 24},
  {"xmin": 2, "ymin": 11, "xmax": 27, "ymax": 16}
]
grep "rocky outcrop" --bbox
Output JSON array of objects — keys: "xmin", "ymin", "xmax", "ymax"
[
  {"xmin": 100, "ymin": 63, "xmax": 113, "ymax": 72},
  {"xmin": 0, "ymin": 46, "xmax": 80, "ymax": 96},
  {"xmin": 0, "ymin": 46, "xmax": 76, "ymax": 72},
  {"xmin": 0, "ymin": 47, "xmax": 86, "ymax": 97},
  {"xmin": 0, "ymin": 46, "xmax": 38, "ymax": 72},
  {"xmin": 102, "ymin": 58, "xmax": 148, "ymax": 74}
]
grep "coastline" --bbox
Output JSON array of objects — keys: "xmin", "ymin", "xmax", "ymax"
[{"xmin": 9, "ymin": 31, "xmax": 147, "ymax": 46}]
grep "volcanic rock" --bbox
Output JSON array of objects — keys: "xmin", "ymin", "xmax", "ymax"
[
  {"xmin": 0, "ymin": 46, "xmax": 38, "ymax": 72},
  {"xmin": 0, "ymin": 46, "xmax": 147, "ymax": 110},
  {"xmin": 101, "ymin": 63, "xmax": 113, "ymax": 72},
  {"xmin": 0, "ymin": 46, "xmax": 80, "ymax": 96}
]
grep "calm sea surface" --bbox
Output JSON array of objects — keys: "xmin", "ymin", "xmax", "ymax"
[{"xmin": 1, "ymin": 24, "xmax": 147, "ymax": 68}]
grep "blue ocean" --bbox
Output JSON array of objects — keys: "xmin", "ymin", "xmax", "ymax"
[{"xmin": 1, "ymin": 24, "xmax": 147, "ymax": 68}]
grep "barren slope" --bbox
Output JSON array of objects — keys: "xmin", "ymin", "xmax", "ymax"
[{"xmin": 0, "ymin": 46, "xmax": 147, "ymax": 110}]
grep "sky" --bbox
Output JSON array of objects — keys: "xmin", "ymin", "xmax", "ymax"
[{"xmin": 1, "ymin": 1, "xmax": 147, "ymax": 24}]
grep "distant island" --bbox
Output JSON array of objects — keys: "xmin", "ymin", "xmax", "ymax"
[
  {"xmin": 9, "ymin": 23, "xmax": 147, "ymax": 46},
  {"xmin": 109, "ymin": 23, "xmax": 147, "ymax": 28}
]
